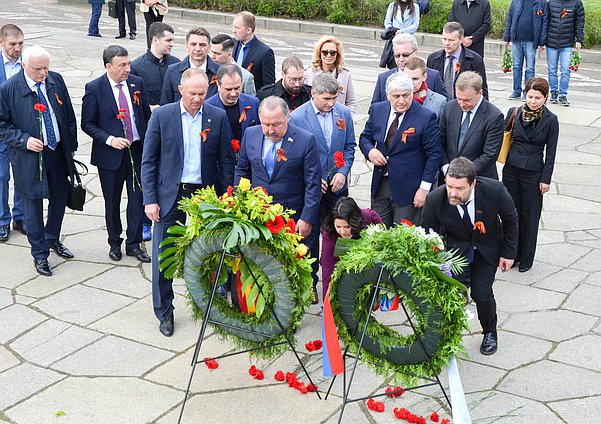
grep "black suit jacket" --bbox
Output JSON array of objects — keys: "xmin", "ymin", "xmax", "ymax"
[
  {"xmin": 440, "ymin": 97, "xmax": 503, "ymax": 179},
  {"xmin": 426, "ymin": 47, "xmax": 489, "ymax": 99},
  {"xmin": 0, "ymin": 69, "xmax": 77, "ymax": 199},
  {"xmin": 81, "ymin": 74, "xmax": 151, "ymax": 171},
  {"xmin": 505, "ymin": 106, "xmax": 559, "ymax": 184},
  {"xmin": 234, "ymin": 35, "xmax": 275, "ymax": 92},
  {"xmin": 422, "ymin": 177, "xmax": 518, "ymax": 267},
  {"xmin": 160, "ymin": 56, "xmax": 220, "ymax": 105},
  {"xmin": 448, "ymin": 0, "xmax": 492, "ymax": 58}
]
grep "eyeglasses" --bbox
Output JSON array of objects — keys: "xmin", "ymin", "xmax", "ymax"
[
  {"xmin": 321, "ymin": 50, "xmax": 338, "ymax": 56},
  {"xmin": 285, "ymin": 76, "xmax": 305, "ymax": 84},
  {"xmin": 393, "ymin": 48, "xmax": 418, "ymax": 59}
]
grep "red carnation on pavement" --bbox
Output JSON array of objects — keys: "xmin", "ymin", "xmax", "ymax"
[
  {"xmin": 441, "ymin": 419, "xmax": 450, "ymax": 424},
  {"xmin": 430, "ymin": 411, "xmax": 440, "ymax": 422},
  {"xmin": 312, "ymin": 339, "xmax": 323, "ymax": 350},
  {"xmin": 266, "ymin": 215, "xmax": 285, "ymax": 234},
  {"xmin": 249, "ymin": 365, "xmax": 258, "ymax": 376},
  {"xmin": 305, "ymin": 341, "xmax": 316, "ymax": 352},
  {"xmin": 253, "ymin": 369, "xmax": 264, "ymax": 380},
  {"xmin": 274, "ymin": 370, "xmax": 285, "ymax": 381},
  {"xmin": 366, "ymin": 398, "xmax": 385, "ymax": 412},
  {"xmin": 203, "ymin": 357, "xmax": 219, "ymax": 370},
  {"xmin": 307, "ymin": 383, "xmax": 318, "ymax": 392}
]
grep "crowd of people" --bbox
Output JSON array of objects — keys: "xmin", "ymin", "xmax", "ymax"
[{"xmin": 0, "ymin": 0, "xmax": 584, "ymax": 352}]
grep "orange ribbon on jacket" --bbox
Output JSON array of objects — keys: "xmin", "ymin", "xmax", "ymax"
[
  {"xmin": 239, "ymin": 106, "xmax": 252, "ymax": 123},
  {"xmin": 132, "ymin": 90, "xmax": 141, "ymax": 105},
  {"xmin": 401, "ymin": 127, "xmax": 415, "ymax": 144},
  {"xmin": 473, "ymin": 221, "xmax": 486, "ymax": 234},
  {"xmin": 210, "ymin": 75, "xmax": 218, "ymax": 85},
  {"xmin": 200, "ymin": 128, "xmax": 211, "ymax": 142},
  {"xmin": 246, "ymin": 63, "xmax": 253, "ymax": 72},
  {"xmin": 54, "ymin": 93, "xmax": 63, "ymax": 106},
  {"xmin": 337, "ymin": 119, "xmax": 346, "ymax": 130},
  {"xmin": 455, "ymin": 62, "xmax": 461, "ymax": 74},
  {"xmin": 276, "ymin": 148, "xmax": 287, "ymax": 162}
]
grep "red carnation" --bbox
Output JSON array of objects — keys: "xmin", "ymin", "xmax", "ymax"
[
  {"xmin": 33, "ymin": 103, "xmax": 46, "ymax": 113},
  {"xmin": 203, "ymin": 357, "xmax": 219, "ymax": 370},
  {"xmin": 296, "ymin": 382, "xmax": 308, "ymax": 394},
  {"xmin": 118, "ymin": 108, "xmax": 127, "ymax": 113},
  {"xmin": 333, "ymin": 151, "xmax": 345, "ymax": 169},
  {"xmin": 231, "ymin": 138, "xmax": 240, "ymax": 153},
  {"xmin": 253, "ymin": 369, "xmax": 264, "ymax": 380},
  {"xmin": 248, "ymin": 365, "xmax": 258, "ymax": 376},
  {"xmin": 226, "ymin": 186, "xmax": 234, "ymax": 196},
  {"xmin": 441, "ymin": 420, "xmax": 450, "ymax": 424},
  {"xmin": 305, "ymin": 341, "xmax": 316, "ymax": 352},
  {"xmin": 307, "ymin": 383, "xmax": 318, "ymax": 392},
  {"xmin": 401, "ymin": 219, "xmax": 414, "ymax": 226},
  {"xmin": 117, "ymin": 113, "xmax": 126, "ymax": 120},
  {"xmin": 312, "ymin": 339, "xmax": 323, "ymax": 350},
  {"xmin": 266, "ymin": 215, "xmax": 285, "ymax": 234},
  {"xmin": 393, "ymin": 408, "xmax": 411, "ymax": 419},
  {"xmin": 286, "ymin": 218, "xmax": 296, "ymax": 234},
  {"xmin": 274, "ymin": 370, "xmax": 285, "ymax": 381},
  {"xmin": 430, "ymin": 412, "xmax": 440, "ymax": 422}
]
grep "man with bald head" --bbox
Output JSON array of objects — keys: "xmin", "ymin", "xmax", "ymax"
[
  {"xmin": 142, "ymin": 68, "xmax": 235, "ymax": 336},
  {"xmin": 0, "ymin": 45, "xmax": 78, "ymax": 276}
]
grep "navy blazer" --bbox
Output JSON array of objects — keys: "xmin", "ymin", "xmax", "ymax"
[
  {"xmin": 371, "ymin": 67, "xmax": 448, "ymax": 104},
  {"xmin": 141, "ymin": 102, "xmax": 235, "ymax": 216},
  {"xmin": 205, "ymin": 92, "xmax": 260, "ymax": 137},
  {"xmin": 0, "ymin": 69, "xmax": 78, "ymax": 199},
  {"xmin": 235, "ymin": 124, "xmax": 321, "ymax": 225},
  {"xmin": 81, "ymin": 74, "xmax": 151, "ymax": 172},
  {"xmin": 422, "ymin": 177, "xmax": 518, "ymax": 266},
  {"xmin": 359, "ymin": 100, "xmax": 441, "ymax": 207},
  {"xmin": 233, "ymin": 36, "xmax": 275, "ymax": 92},
  {"xmin": 289, "ymin": 101, "xmax": 356, "ymax": 188},
  {"xmin": 440, "ymin": 97, "xmax": 503, "ymax": 179},
  {"xmin": 160, "ymin": 56, "xmax": 220, "ymax": 105},
  {"xmin": 427, "ymin": 47, "xmax": 489, "ymax": 99}
]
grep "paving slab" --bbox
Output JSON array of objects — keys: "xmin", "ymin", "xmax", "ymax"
[
  {"xmin": 550, "ymin": 335, "xmax": 601, "ymax": 371},
  {"xmin": 0, "ymin": 287, "xmax": 12, "ymax": 310},
  {"xmin": 495, "ymin": 281, "xmax": 566, "ymax": 313},
  {"xmin": 0, "ymin": 363, "xmax": 65, "ymax": 410},
  {"xmin": 532, "ymin": 268, "xmax": 589, "ymax": 293},
  {"xmin": 563, "ymin": 284, "xmax": 601, "ymax": 316},
  {"xmin": 84, "ymin": 266, "xmax": 152, "ymax": 298},
  {"xmin": 549, "ymin": 396, "xmax": 601, "ymax": 422},
  {"xmin": 5, "ymin": 377, "xmax": 182, "ymax": 424},
  {"xmin": 466, "ymin": 391, "xmax": 564, "ymax": 423},
  {"xmin": 0, "ymin": 346, "xmax": 20, "ymax": 373},
  {"xmin": 0, "ymin": 304, "xmax": 47, "ymax": 345},
  {"xmin": 502, "ymin": 310, "xmax": 597, "ymax": 342},
  {"xmin": 533, "ymin": 241, "xmax": 592, "ymax": 267}
]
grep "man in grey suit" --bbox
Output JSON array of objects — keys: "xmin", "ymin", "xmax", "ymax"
[
  {"xmin": 439, "ymin": 71, "xmax": 503, "ymax": 181},
  {"xmin": 403, "ymin": 57, "xmax": 447, "ymax": 118},
  {"xmin": 142, "ymin": 68, "xmax": 235, "ymax": 336}
]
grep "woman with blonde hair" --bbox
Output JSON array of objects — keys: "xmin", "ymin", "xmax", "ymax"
[{"xmin": 304, "ymin": 35, "xmax": 358, "ymax": 113}]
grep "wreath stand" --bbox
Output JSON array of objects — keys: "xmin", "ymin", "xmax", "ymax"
[
  {"xmin": 323, "ymin": 265, "xmax": 452, "ymax": 424},
  {"xmin": 177, "ymin": 246, "xmax": 321, "ymax": 423}
]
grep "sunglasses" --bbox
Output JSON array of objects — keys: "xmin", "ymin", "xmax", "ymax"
[
  {"xmin": 393, "ymin": 48, "xmax": 418, "ymax": 59},
  {"xmin": 321, "ymin": 50, "xmax": 338, "ymax": 56}
]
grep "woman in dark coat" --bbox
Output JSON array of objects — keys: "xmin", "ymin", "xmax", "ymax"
[{"xmin": 502, "ymin": 77, "xmax": 559, "ymax": 272}]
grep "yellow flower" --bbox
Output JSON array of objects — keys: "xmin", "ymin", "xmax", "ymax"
[
  {"xmin": 238, "ymin": 177, "xmax": 251, "ymax": 191},
  {"xmin": 296, "ymin": 243, "xmax": 308, "ymax": 257}
]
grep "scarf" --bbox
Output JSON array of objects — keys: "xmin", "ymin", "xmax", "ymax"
[
  {"xmin": 413, "ymin": 80, "xmax": 428, "ymax": 104},
  {"xmin": 521, "ymin": 104, "xmax": 544, "ymax": 123}
]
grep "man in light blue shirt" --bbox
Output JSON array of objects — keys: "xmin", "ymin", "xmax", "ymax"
[{"xmin": 0, "ymin": 24, "xmax": 26, "ymax": 241}]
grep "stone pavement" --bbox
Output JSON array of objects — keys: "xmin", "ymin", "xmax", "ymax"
[{"xmin": 1, "ymin": 1, "xmax": 601, "ymax": 423}]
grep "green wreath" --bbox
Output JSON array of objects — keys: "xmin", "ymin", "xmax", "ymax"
[
  {"xmin": 329, "ymin": 222, "xmax": 469, "ymax": 385},
  {"xmin": 160, "ymin": 178, "xmax": 314, "ymax": 358}
]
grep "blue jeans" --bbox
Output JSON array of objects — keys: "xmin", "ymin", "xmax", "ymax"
[
  {"xmin": 88, "ymin": 3, "xmax": 102, "ymax": 36},
  {"xmin": 512, "ymin": 41, "xmax": 536, "ymax": 94},
  {"xmin": 0, "ymin": 142, "xmax": 23, "ymax": 225},
  {"xmin": 546, "ymin": 47, "xmax": 572, "ymax": 95}
]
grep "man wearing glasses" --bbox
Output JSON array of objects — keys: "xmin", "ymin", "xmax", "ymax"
[
  {"xmin": 372, "ymin": 33, "xmax": 448, "ymax": 104},
  {"xmin": 256, "ymin": 56, "xmax": 311, "ymax": 112}
]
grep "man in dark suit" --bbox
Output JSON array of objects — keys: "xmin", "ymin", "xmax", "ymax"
[
  {"xmin": 256, "ymin": 56, "xmax": 312, "ymax": 112},
  {"xmin": 115, "ymin": 0, "xmax": 137, "ymax": 40},
  {"xmin": 81, "ymin": 45, "xmax": 152, "ymax": 263},
  {"xmin": 427, "ymin": 21, "xmax": 489, "ymax": 100},
  {"xmin": 422, "ymin": 157, "xmax": 518, "ymax": 355},
  {"xmin": 235, "ymin": 96, "xmax": 321, "ymax": 297},
  {"xmin": 359, "ymin": 72, "xmax": 441, "ymax": 227},
  {"xmin": 232, "ymin": 11, "xmax": 275, "ymax": 92},
  {"xmin": 448, "ymin": 0, "xmax": 492, "ymax": 59},
  {"xmin": 372, "ymin": 33, "xmax": 448, "ymax": 104},
  {"xmin": 0, "ymin": 24, "xmax": 26, "ymax": 241},
  {"xmin": 160, "ymin": 27, "xmax": 220, "ymax": 105},
  {"xmin": 439, "ymin": 71, "xmax": 503, "ymax": 181},
  {"xmin": 0, "ymin": 45, "xmax": 78, "ymax": 276},
  {"xmin": 142, "ymin": 68, "xmax": 235, "ymax": 336}
]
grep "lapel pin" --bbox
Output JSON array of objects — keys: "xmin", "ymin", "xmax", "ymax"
[
  {"xmin": 208, "ymin": 118, "xmax": 211, "ymax": 123},
  {"xmin": 288, "ymin": 137, "xmax": 293, "ymax": 142}
]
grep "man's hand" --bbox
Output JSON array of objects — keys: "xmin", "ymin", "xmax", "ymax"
[
  {"xmin": 26, "ymin": 137, "xmax": 44, "ymax": 152},
  {"xmin": 498, "ymin": 257, "xmax": 514, "ymax": 272},
  {"xmin": 111, "ymin": 137, "xmax": 131, "ymax": 150},
  {"xmin": 413, "ymin": 188, "xmax": 428, "ymax": 208},
  {"xmin": 145, "ymin": 203, "xmax": 160, "ymax": 223},
  {"xmin": 321, "ymin": 179, "xmax": 328, "ymax": 194},
  {"xmin": 330, "ymin": 173, "xmax": 346, "ymax": 193},
  {"xmin": 539, "ymin": 183, "xmax": 550, "ymax": 195},
  {"xmin": 462, "ymin": 36, "xmax": 473, "ymax": 47},
  {"xmin": 575, "ymin": 42, "xmax": 582, "ymax": 50},
  {"xmin": 368, "ymin": 148, "xmax": 387, "ymax": 167},
  {"xmin": 504, "ymin": 41, "xmax": 510, "ymax": 47},
  {"xmin": 297, "ymin": 219, "xmax": 312, "ymax": 239}
]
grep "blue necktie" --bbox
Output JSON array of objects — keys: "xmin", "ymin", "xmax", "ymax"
[
  {"xmin": 36, "ymin": 83, "xmax": 58, "ymax": 150},
  {"xmin": 457, "ymin": 110, "xmax": 472, "ymax": 152},
  {"xmin": 236, "ymin": 43, "xmax": 245, "ymax": 66},
  {"xmin": 264, "ymin": 142, "xmax": 277, "ymax": 178},
  {"xmin": 460, "ymin": 202, "xmax": 474, "ymax": 263}
]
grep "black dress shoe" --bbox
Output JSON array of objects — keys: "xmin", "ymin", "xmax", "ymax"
[
  {"xmin": 129, "ymin": 34, "xmax": 136, "ymax": 40},
  {"xmin": 518, "ymin": 265, "xmax": 531, "ymax": 273},
  {"xmin": 159, "ymin": 315, "xmax": 174, "ymax": 337},
  {"xmin": 115, "ymin": 34, "xmax": 126, "ymax": 39},
  {"xmin": 34, "ymin": 258, "xmax": 53, "ymax": 277},
  {"xmin": 311, "ymin": 286, "xmax": 319, "ymax": 305},
  {"xmin": 13, "ymin": 220, "xmax": 27, "ymax": 235},
  {"xmin": 109, "ymin": 246, "xmax": 122, "ymax": 261},
  {"xmin": 480, "ymin": 332, "xmax": 498, "ymax": 355},
  {"xmin": 48, "ymin": 241, "xmax": 74, "ymax": 259},
  {"xmin": 126, "ymin": 247, "xmax": 151, "ymax": 263},
  {"xmin": 0, "ymin": 225, "xmax": 8, "ymax": 241}
]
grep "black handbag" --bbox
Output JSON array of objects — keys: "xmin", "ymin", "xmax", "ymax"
[
  {"xmin": 108, "ymin": 0, "xmax": 118, "ymax": 19},
  {"xmin": 67, "ymin": 159, "xmax": 88, "ymax": 211}
]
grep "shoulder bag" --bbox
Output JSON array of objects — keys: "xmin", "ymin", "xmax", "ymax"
[{"xmin": 497, "ymin": 107, "xmax": 519, "ymax": 163}]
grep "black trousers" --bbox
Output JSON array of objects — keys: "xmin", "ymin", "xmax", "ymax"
[
  {"xmin": 23, "ymin": 146, "xmax": 69, "ymax": 259},
  {"xmin": 371, "ymin": 176, "xmax": 422, "ymax": 227},
  {"xmin": 502, "ymin": 164, "xmax": 543, "ymax": 268},
  {"xmin": 116, "ymin": 0, "xmax": 137, "ymax": 36},
  {"xmin": 143, "ymin": 11, "xmax": 164, "ymax": 49},
  {"xmin": 98, "ymin": 148, "xmax": 143, "ymax": 250},
  {"xmin": 456, "ymin": 249, "xmax": 498, "ymax": 333}
]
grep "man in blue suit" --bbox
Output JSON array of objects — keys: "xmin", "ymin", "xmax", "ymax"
[
  {"xmin": 81, "ymin": 45, "xmax": 152, "ymax": 263},
  {"xmin": 232, "ymin": 11, "xmax": 276, "ymax": 93},
  {"xmin": 372, "ymin": 33, "xmax": 448, "ymax": 105},
  {"xmin": 235, "ymin": 96, "xmax": 321, "ymax": 300},
  {"xmin": 142, "ymin": 68, "xmax": 235, "ymax": 336},
  {"xmin": 0, "ymin": 45, "xmax": 78, "ymax": 276},
  {"xmin": 360, "ymin": 72, "xmax": 441, "ymax": 227},
  {"xmin": 0, "ymin": 24, "xmax": 26, "ymax": 241},
  {"xmin": 160, "ymin": 27, "xmax": 220, "ymax": 105}
]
